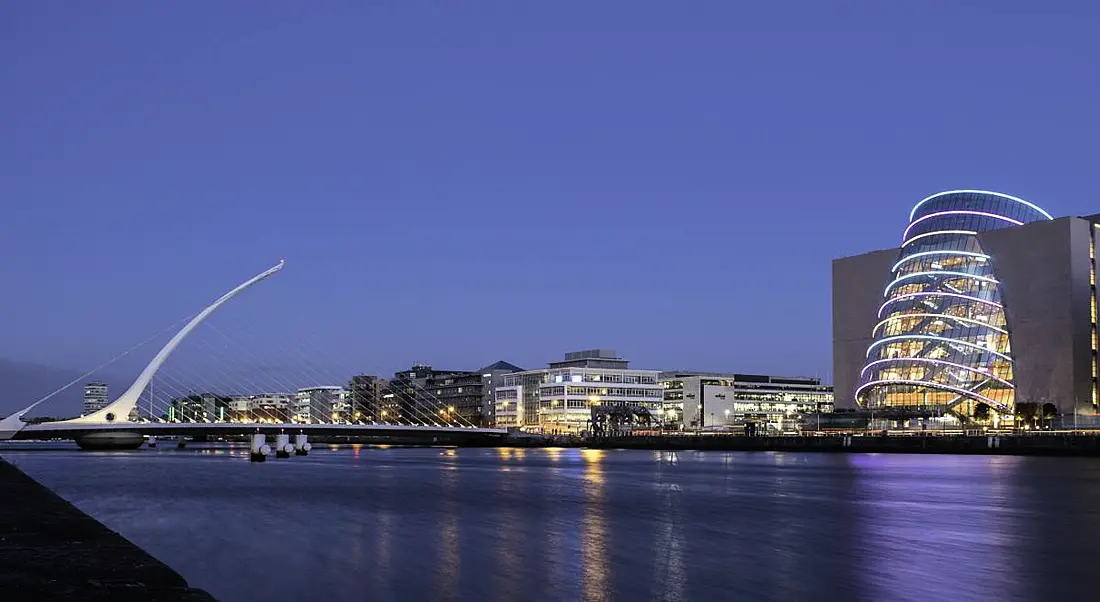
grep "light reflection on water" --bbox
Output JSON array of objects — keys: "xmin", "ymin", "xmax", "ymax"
[
  {"xmin": 581, "ymin": 449, "xmax": 609, "ymax": 602},
  {"xmin": 5, "ymin": 445, "xmax": 1100, "ymax": 602}
]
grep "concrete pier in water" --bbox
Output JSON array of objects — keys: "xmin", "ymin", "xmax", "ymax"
[{"xmin": 0, "ymin": 457, "xmax": 215, "ymax": 601}]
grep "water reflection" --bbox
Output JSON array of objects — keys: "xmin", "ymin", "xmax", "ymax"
[
  {"xmin": 435, "ymin": 463, "xmax": 460, "ymax": 600},
  {"xmin": 1007, "ymin": 457, "xmax": 1100, "ymax": 602},
  {"xmin": 853, "ymin": 455, "xmax": 1023, "ymax": 602},
  {"xmin": 492, "ymin": 460, "xmax": 523, "ymax": 602},
  {"xmin": 580, "ymin": 449, "xmax": 609, "ymax": 601},
  {"xmin": 5, "ymin": 447, "xmax": 1100, "ymax": 602},
  {"xmin": 544, "ymin": 447, "xmax": 564, "ymax": 462},
  {"xmin": 374, "ymin": 507, "xmax": 393, "ymax": 601},
  {"xmin": 651, "ymin": 452, "xmax": 685, "ymax": 602}
]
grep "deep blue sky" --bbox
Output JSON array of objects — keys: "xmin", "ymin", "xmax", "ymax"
[{"xmin": 2, "ymin": 2, "xmax": 1097, "ymax": 391}]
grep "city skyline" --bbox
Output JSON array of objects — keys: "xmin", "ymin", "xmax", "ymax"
[{"xmin": 2, "ymin": 3, "xmax": 1097, "ymax": 404}]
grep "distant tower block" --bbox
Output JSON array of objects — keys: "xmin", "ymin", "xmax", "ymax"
[{"xmin": 83, "ymin": 382, "xmax": 109, "ymax": 416}]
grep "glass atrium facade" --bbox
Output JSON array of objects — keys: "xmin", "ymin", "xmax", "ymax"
[{"xmin": 856, "ymin": 191, "xmax": 1053, "ymax": 421}]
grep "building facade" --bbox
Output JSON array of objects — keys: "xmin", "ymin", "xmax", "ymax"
[
  {"xmin": 494, "ymin": 350, "xmax": 662, "ymax": 434},
  {"xmin": 167, "ymin": 393, "xmax": 230, "ymax": 422},
  {"xmin": 834, "ymin": 190, "xmax": 1099, "ymax": 427},
  {"xmin": 249, "ymin": 393, "xmax": 293, "ymax": 423},
  {"xmin": 82, "ymin": 382, "xmax": 108, "ymax": 415},
  {"xmin": 660, "ymin": 372, "xmax": 834, "ymax": 432},
  {"xmin": 227, "ymin": 395, "xmax": 250, "ymax": 422},
  {"xmin": 388, "ymin": 364, "xmax": 458, "ymax": 425},
  {"xmin": 347, "ymin": 375, "xmax": 386, "ymax": 422},
  {"xmin": 494, "ymin": 371, "xmax": 541, "ymax": 430},
  {"xmin": 294, "ymin": 386, "xmax": 350, "ymax": 423},
  {"xmin": 478, "ymin": 361, "xmax": 524, "ymax": 426},
  {"xmin": 425, "ymin": 361, "xmax": 522, "ymax": 427}
]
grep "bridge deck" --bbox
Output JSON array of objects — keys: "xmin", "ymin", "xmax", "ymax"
[{"xmin": 17, "ymin": 421, "xmax": 507, "ymax": 440}]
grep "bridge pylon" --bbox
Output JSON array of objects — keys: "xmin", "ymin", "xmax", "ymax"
[{"xmin": 0, "ymin": 260, "xmax": 285, "ymax": 441}]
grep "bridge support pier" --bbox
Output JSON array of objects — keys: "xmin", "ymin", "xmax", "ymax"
[
  {"xmin": 294, "ymin": 434, "xmax": 311, "ymax": 456},
  {"xmin": 275, "ymin": 434, "xmax": 292, "ymax": 458},
  {"xmin": 250, "ymin": 433, "xmax": 270, "ymax": 463},
  {"xmin": 176, "ymin": 437, "xmax": 187, "ymax": 449},
  {"xmin": 73, "ymin": 431, "xmax": 144, "ymax": 450},
  {"xmin": 147, "ymin": 436, "xmax": 157, "ymax": 448}
]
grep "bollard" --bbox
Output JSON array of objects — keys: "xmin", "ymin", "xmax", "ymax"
[
  {"xmin": 294, "ymin": 434, "xmax": 311, "ymax": 456},
  {"xmin": 250, "ymin": 433, "xmax": 270, "ymax": 463},
  {"xmin": 275, "ymin": 433, "xmax": 292, "ymax": 458}
]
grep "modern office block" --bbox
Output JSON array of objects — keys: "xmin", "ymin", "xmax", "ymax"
[
  {"xmin": 660, "ymin": 372, "xmax": 833, "ymax": 432},
  {"xmin": 494, "ymin": 350, "xmax": 661, "ymax": 433},
  {"xmin": 82, "ymin": 382, "xmax": 109, "ymax": 415}
]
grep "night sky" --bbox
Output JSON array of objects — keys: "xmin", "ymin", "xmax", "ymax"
[{"xmin": 2, "ymin": 2, "xmax": 1097, "ymax": 409}]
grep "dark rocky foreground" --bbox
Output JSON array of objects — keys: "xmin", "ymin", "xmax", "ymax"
[{"xmin": 0, "ymin": 458, "xmax": 216, "ymax": 601}]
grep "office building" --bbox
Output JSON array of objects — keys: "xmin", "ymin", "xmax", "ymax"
[
  {"xmin": 168, "ymin": 393, "xmax": 230, "ymax": 422},
  {"xmin": 347, "ymin": 375, "xmax": 386, "ymax": 422},
  {"xmin": 294, "ymin": 386, "xmax": 350, "ymax": 423},
  {"xmin": 425, "ymin": 361, "xmax": 523, "ymax": 427},
  {"xmin": 227, "ymin": 395, "xmax": 250, "ymax": 422},
  {"xmin": 478, "ymin": 361, "xmax": 524, "ymax": 426},
  {"xmin": 494, "ymin": 350, "xmax": 662, "ymax": 434},
  {"xmin": 660, "ymin": 372, "xmax": 834, "ymax": 432},
  {"xmin": 249, "ymin": 393, "xmax": 293, "ymax": 423},
  {"xmin": 387, "ymin": 362, "xmax": 521, "ymax": 426},
  {"xmin": 82, "ymin": 382, "xmax": 108, "ymax": 415},
  {"xmin": 834, "ymin": 189, "xmax": 1100, "ymax": 427},
  {"xmin": 388, "ymin": 364, "xmax": 459, "ymax": 424}
]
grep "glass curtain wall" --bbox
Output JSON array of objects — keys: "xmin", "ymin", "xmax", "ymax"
[{"xmin": 856, "ymin": 191, "xmax": 1053, "ymax": 421}]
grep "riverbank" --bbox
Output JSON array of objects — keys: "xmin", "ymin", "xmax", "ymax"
[
  {"xmin": 0, "ymin": 457, "xmax": 216, "ymax": 601},
  {"xmin": 504, "ymin": 434, "xmax": 1100, "ymax": 456}
]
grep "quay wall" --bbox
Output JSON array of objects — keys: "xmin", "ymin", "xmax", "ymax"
[{"xmin": 0, "ymin": 457, "xmax": 216, "ymax": 601}]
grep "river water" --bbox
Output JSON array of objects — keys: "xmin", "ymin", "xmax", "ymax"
[{"xmin": 5, "ymin": 445, "xmax": 1100, "ymax": 602}]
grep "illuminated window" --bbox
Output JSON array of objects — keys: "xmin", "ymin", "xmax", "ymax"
[{"xmin": 859, "ymin": 191, "xmax": 1053, "ymax": 420}]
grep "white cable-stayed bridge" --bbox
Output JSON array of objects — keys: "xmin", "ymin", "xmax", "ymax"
[{"xmin": 0, "ymin": 260, "xmax": 507, "ymax": 456}]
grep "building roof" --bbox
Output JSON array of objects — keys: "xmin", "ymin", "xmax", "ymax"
[{"xmin": 478, "ymin": 360, "xmax": 524, "ymax": 373}]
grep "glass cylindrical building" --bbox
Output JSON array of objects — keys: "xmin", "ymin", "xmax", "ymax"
[{"xmin": 856, "ymin": 190, "xmax": 1053, "ymax": 421}]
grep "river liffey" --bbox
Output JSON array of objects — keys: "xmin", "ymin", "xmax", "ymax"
[{"xmin": 6, "ymin": 445, "xmax": 1100, "ymax": 602}]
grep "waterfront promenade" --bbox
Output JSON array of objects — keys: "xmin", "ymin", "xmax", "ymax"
[{"xmin": 0, "ymin": 458, "xmax": 215, "ymax": 601}]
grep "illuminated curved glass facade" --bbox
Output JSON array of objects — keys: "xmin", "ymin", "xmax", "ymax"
[{"xmin": 856, "ymin": 191, "xmax": 1053, "ymax": 420}]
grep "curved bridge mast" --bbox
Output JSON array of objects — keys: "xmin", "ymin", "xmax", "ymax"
[{"xmin": 0, "ymin": 260, "xmax": 284, "ymax": 438}]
